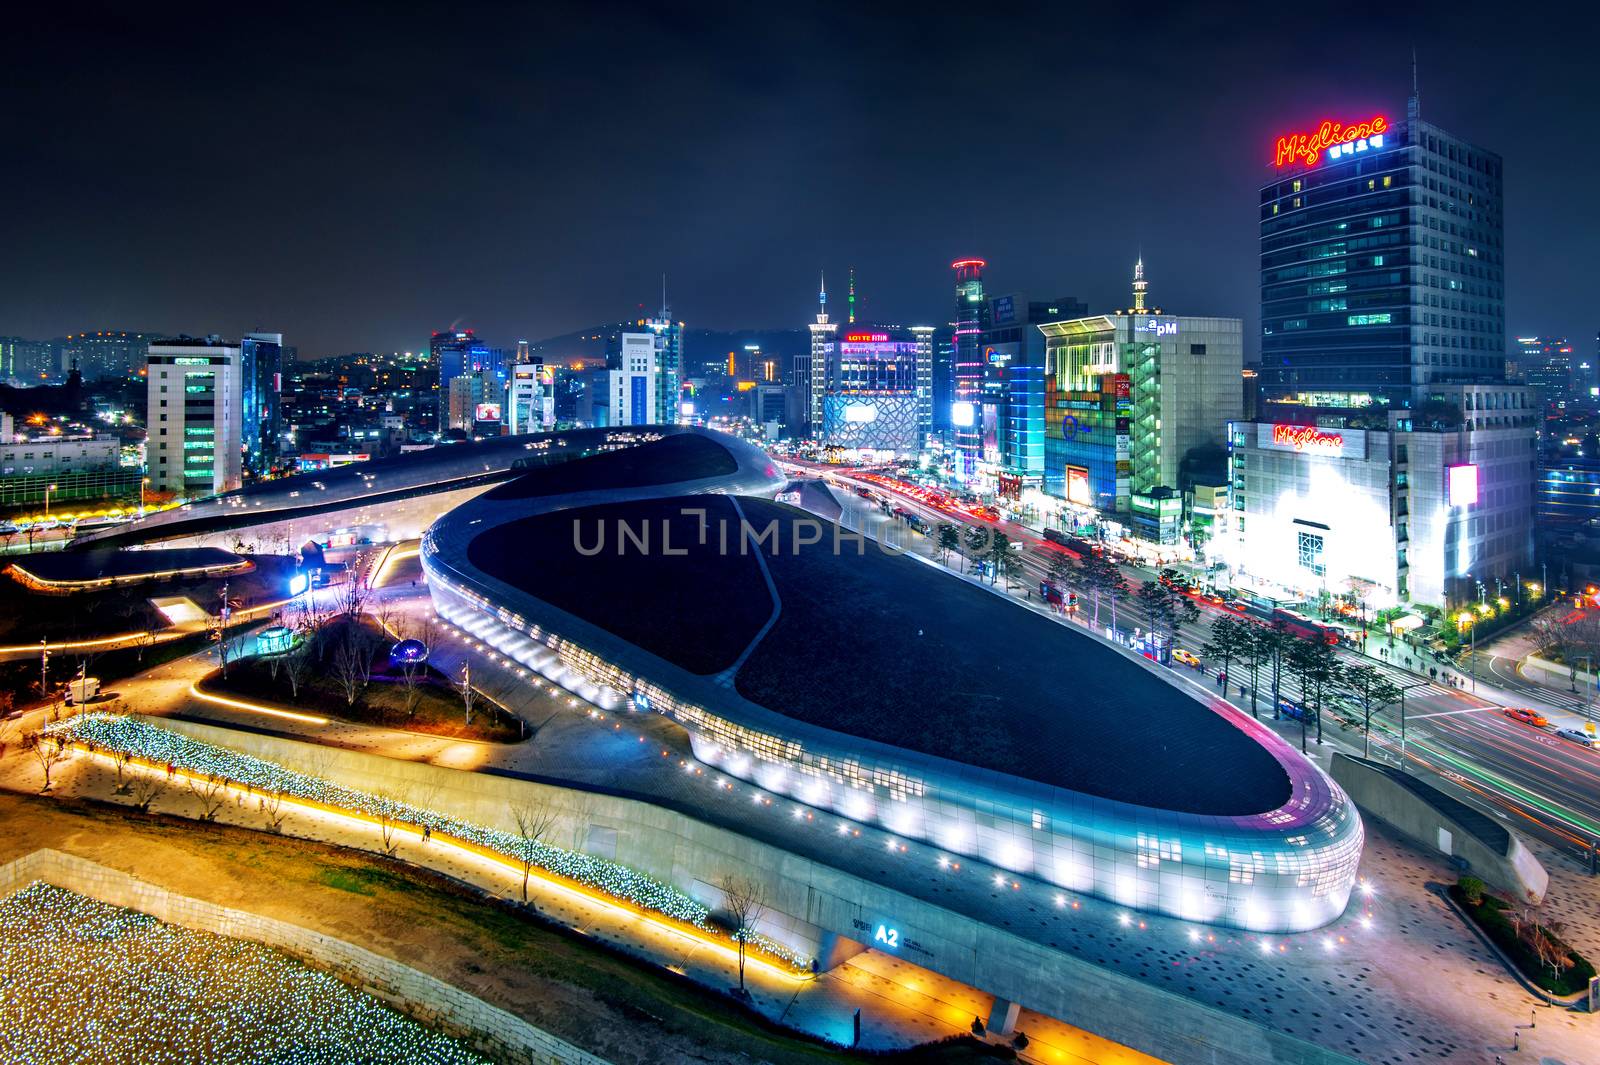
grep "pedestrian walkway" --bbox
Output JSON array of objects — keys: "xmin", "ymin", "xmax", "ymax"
[{"xmin": 0, "ymin": 744, "xmax": 1153, "ymax": 1065}]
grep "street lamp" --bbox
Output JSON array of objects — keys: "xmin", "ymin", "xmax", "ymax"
[
  {"xmin": 140, "ymin": 477, "xmax": 150, "ymax": 516},
  {"xmin": 43, "ymin": 482, "xmax": 57, "ymax": 520},
  {"xmin": 1458, "ymin": 611, "xmax": 1477, "ymax": 692}
]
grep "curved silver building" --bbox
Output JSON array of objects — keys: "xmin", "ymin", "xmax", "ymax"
[{"xmin": 423, "ymin": 428, "xmax": 1363, "ymax": 932}]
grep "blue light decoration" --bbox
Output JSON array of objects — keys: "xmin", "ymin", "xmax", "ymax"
[
  {"xmin": 258, "ymin": 626, "xmax": 295, "ymax": 656},
  {"xmin": 389, "ymin": 639, "xmax": 429, "ymax": 667}
]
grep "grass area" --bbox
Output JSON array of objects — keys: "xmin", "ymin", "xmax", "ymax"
[
  {"xmin": 1449, "ymin": 883, "xmax": 1597, "ymax": 996},
  {"xmin": 204, "ymin": 618, "xmax": 521, "ymax": 743},
  {"xmin": 0, "ymin": 793, "xmax": 1011, "ymax": 1065}
]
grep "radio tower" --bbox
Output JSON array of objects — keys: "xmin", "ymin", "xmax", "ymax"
[
  {"xmin": 848, "ymin": 267, "xmax": 856, "ymax": 325},
  {"xmin": 1132, "ymin": 257, "xmax": 1148, "ymax": 313}
]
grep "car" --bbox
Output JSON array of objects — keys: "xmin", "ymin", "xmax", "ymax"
[
  {"xmin": 1502, "ymin": 707, "xmax": 1549, "ymax": 728},
  {"xmin": 1172, "ymin": 649, "xmax": 1201, "ymax": 668},
  {"xmin": 1554, "ymin": 728, "xmax": 1600, "ymax": 750}
]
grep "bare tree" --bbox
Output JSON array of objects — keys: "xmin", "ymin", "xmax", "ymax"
[
  {"xmin": 1527, "ymin": 613, "xmax": 1568, "ymax": 658},
  {"xmin": 281, "ymin": 627, "xmax": 313, "ymax": 699},
  {"xmin": 457, "ymin": 662, "xmax": 478, "ymax": 726},
  {"xmin": 23, "ymin": 731, "xmax": 68, "ymax": 793},
  {"xmin": 717, "ymin": 873, "xmax": 768, "ymax": 997},
  {"xmin": 128, "ymin": 770, "xmax": 169, "ymax": 812},
  {"xmin": 186, "ymin": 773, "xmax": 229, "ymax": 820},
  {"xmin": 508, "ymin": 800, "xmax": 561, "ymax": 905},
  {"xmin": 331, "ymin": 627, "xmax": 370, "ymax": 707},
  {"xmin": 259, "ymin": 790, "xmax": 289, "ymax": 833}
]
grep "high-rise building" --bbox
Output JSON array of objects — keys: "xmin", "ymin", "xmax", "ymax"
[
  {"xmin": 984, "ymin": 292, "xmax": 1089, "ymax": 485},
  {"xmin": 431, "ymin": 330, "xmax": 494, "ymax": 428},
  {"xmin": 505, "ymin": 360, "xmax": 554, "ymax": 434},
  {"xmin": 1259, "ymin": 102, "xmax": 1504, "ymax": 411},
  {"xmin": 609, "ymin": 333, "xmax": 658, "ymax": 426},
  {"xmin": 60, "ymin": 331, "xmax": 161, "ymax": 382},
  {"xmin": 785, "ymin": 353, "xmax": 811, "ymax": 439},
  {"xmin": 240, "ymin": 332, "xmax": 284, "ymax": 476},
  {"xmin": 807, "ymin": 272, "xmax": 837, "ymax": 435},
  {"xmin": 1039, "ymin": 264, "xmax": 1242, "ymax": 543},
  {"xmin": 1514, "ymin": 336, "xmax": 1575, "ymax": 412},
  {"xmin": 640, "ymin": 309, "xmax": 683, "ymax": 424},
  {"xmin": 951, "ymin": 259, "xmax": 987, "ymax": 477},
  {"xmin": 1228, "ymin": 96, "xmax": 1532, "ymax": 607},
  {"xmin": 0, "ymin": 337, "xmax": 57, "ymax": 383},
  {"xmin": 446, "ymin": 372, "xmax": 497, "ymax": 433},
  {"xmin": 146, "ymin": 336, "xmax": 242, "ymax": 496}
]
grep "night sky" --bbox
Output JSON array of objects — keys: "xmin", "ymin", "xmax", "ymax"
[{"xmin": 4, "ymin": 1, "xmax": 1595, "ymax": 359}]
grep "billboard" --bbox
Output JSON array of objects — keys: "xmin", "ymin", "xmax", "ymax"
[
  {"xmin": 474, "ymin": 402, "xmax": 501, "ymax": 423},
  {"xmin": 1066, "ymin": 465, "xmax": 1092, "ymax": 506},
  {"xmin": 950, "ymin": 401, "xmax": 976, "ymax": 427},
  {"xmin": 1447, "ymin": 464, "xmax": 1479, "ymax": 506}
]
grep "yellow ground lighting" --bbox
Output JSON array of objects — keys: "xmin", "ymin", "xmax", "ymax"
[{"xmin": 187, "ymin": 684, "xmax": 331, "ymax": 726}]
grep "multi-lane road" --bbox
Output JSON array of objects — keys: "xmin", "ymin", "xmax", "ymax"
[{"xmin": 793, "ymin": 460, "xmax": 1600, "ymax": 866}]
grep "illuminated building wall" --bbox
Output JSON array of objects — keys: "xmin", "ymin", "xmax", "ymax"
[
  {"xmin": 951, "ymin": 259, "xmax": 987, "ymax": 476},
  {"xmin": 146, "ymin": 338, "xmax": 243, "ymax": 497},
  {"xmin": 1226, "ymin": 383, "xmax": 1533, "ymax": 607},
  {"xmin": 1260, "ymin": 110, "xmax": 1505, "ymax": 410},
  {"xmin": 820, "ymin": 392, "xmax": 919, "ymax": 452},
  {"xmin": 1039, "ymin": 313, "xmax": 1242, "ymax": 530},
  {"xmin": 812, "ymin": 327, "xmax": 933, "ymax": 450},
  {"xmin": 986, "ymin": 293, "xmax": 1088, "ymax": 483}
]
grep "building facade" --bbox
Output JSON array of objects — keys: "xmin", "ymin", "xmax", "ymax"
[
  {"xmin": 240, "ymin": 331, "xmax": 284, "ymax": 476},
  {"xmin": 951, "ymin": 259, "xmax": 987, "ymax": 477},
  {"xmin": 1224, "ymin": 383, "xmax": 1536, "ymax": 608},
  {"xmin": 984, "ymin": 292, "xmax": 1088, "ymax": 484},
  {"xmin": 60, "ymin": 331, "xmax": 161, "ymax": 382},
  {"xmin": 505, "ymin": 360, "xmax": 554, "ymax": 435},
  {"xmin": 609, "ymin": 333, "xmax": 658, "ymax": 426},
  {"xmin": 1260, "ymin": 108, "xmax": 1505, "ymax": 411},
  {"xmin": 1038, "ymin": 269, "xmax": 1242, "ymax": 542},
  {"xmin": 146, "ymin": 337, "xmax": 243, "ymax": 496}
]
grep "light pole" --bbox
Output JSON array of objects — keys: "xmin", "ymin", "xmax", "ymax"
[
  {"xmin": 1458, "ymin": 611, "xmax": 1477, "ymax": 692},
  {"xmin": 140, "ymin": 477, "xmax": 150, "ymax": 516},
  {"xmin": 43, "ymin": 482, "xmax": 57, "ymax": 520}
]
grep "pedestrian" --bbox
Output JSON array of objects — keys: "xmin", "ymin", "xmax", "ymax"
[{"xmin": 422, "ymin": 823, "xmax": 431, "ymax": 842}]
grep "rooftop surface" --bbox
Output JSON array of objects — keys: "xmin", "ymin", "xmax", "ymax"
[
  {"xmin": 482, "ymin": 432, "xmax": 739, "ymax": 501},
  {"xmin": 466, "ymin": 494, "xmax": 1291, "ymax": 815},
  {"xmin": 11, "ymin": 546, "xmax": 245, "ymax": 583}
]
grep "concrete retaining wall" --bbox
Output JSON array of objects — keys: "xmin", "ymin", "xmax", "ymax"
[
  {"xmin": 144, "ymin": 714, "xmax": 1359, "ymax": 1065},
  {"xmin": 1521, "ymin": 653, "xmax": 1596, "ymax": 693},
  {"xmin": 1331, "ymin": 754, "xmax": 1547, "ymax": 904},
  {"xmin": 0, "ymin": 847, "xmax": 610, "ymax": 1065}
]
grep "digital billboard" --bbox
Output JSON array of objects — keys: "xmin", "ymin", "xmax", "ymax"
[
  {"xmin": 1066, "ymin": 465, "xmax": 1093, "ymax": 506},
  {"xmin": 474, "ymin": 402, "xmax": 502, "ymax": 422},
  {"xmin": 1447, "ymin": 464, "xmax": 1479, "ymax": 507},
  {"xmin": 950, "ymin": 401, "xmax": 976, "ymax": 427}
]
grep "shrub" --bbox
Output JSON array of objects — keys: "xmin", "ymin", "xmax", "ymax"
[{"xmin": 1458, "ymin": 876, "xmax": 1485, "ymax": 906}]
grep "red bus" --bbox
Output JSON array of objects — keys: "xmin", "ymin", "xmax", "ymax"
[{"xmin": 1271, "ymin": 608, "xmax": 1341, "ymax": 645}]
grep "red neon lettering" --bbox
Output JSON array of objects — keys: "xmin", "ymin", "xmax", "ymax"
[
  {"xmin": 1272, "ymin": 424, "xmax": 1344, "ymax": 452},
  {"xmin": 1273, "ymin": 114, "xmax": 1388, "ymax": 167}
]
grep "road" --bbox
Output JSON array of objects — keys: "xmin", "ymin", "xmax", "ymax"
[{"xmin": 794, "ymin": 460, "xmax": 1600, "ymax": 865}]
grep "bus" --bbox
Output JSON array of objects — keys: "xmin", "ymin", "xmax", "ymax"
[{"xmin": 1271, "ymin": 607, "xmax": 1341, "ymax": 645}]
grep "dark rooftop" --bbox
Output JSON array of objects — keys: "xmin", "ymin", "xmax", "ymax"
[
  {"xmin": 482, "ymin": 432, "xmax": 740, "ymax": 501},
  {"xmin": 12, "ymin": 547, "xmax": 245, "ymax": 584},
  {"xmin": 468, "ymin": 495, "xmax": 1291, "ymax": 815}
]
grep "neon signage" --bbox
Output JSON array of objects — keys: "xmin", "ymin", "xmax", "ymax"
[
  {"xmin": 1274, "ymin": 114, "xmax": 1388, "ymax": 167},
  {"xmin": 844, "ymin": 332, "xmax": 889, "ymax": 343},
  {"xmin": 873, "ymin": 924, "xmax": 900, "ymax": 948},
  {"xmin": 1272, "ymin": 424, "xmax": 1344, "ymax": 453}
]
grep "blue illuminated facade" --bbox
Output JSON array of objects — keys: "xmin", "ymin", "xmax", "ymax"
[
  {"xmin": 1260, "ymin": 110, "xmax": 1505, "ymax": 411},
  {"xmin": 986, "ymin": 293, "xmax": 1086, "ymax": 484}
]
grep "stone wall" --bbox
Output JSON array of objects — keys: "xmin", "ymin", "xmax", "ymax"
[
  {"xmin": 143, "ymin": 714, "xmax": 1360, "ymax": 1065},
  {"xmin": 0, "ymin": 847, "xmax": 610, "ymax": 1065}
]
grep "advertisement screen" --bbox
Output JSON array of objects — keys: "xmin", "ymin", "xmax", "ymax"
[
  {"xmin": 1066, "ymin": 466, "xmax": 1092, "ymax": 506},
  {"xmin": 950, "ymin": 401, "xmax": 976, "ymax": 427},
  {"xmin": 1447, "ymin": 464, "xmax": 1479, "ymax": 506},
  {"xmin": 474, "ymin": 402, "xmax": 501, "ymax": 422}
]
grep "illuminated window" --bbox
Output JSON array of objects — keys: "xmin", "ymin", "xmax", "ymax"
[{"xmin": 1383, "ymin": 175, "xmax": 1393, "ymax": 187}]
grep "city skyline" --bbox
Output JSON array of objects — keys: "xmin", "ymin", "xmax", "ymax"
[{"xmin": 3, "ymin": 1, "xmax": 1596, "ymax": 357}]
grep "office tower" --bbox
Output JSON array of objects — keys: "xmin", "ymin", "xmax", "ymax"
[
  {"xmin": 431, "ymin": 329, "xmax": 493, "ymax": 427},
  {"xmin": 640, "ymin": 307, "xmax": 683, "ymax": 424},
  {"xmin": 1514, "ymin": 336, "xmax": 1574, "ymax": 412},
  {"xmin": 807, "ymin": 272, "xmax": 837, "ymax": 433},
  {"xmin": 951, "ymin": 259, "xmax": 987, "ymax": 477},
  {"xmin": 1231, "ymin": 94, "xmax": 1532, "ymax": 606},
  {"xmin": 506, "ymin": 360, "xmax": 554, "ymax": 434},
  {"xmin": 446, "ymin": 372, "xmax": 496, "ymax": 432},
  {"xmin": 609, "ymin": 333, "xmax": 658, "ymax": 426},
  {"xmin": 1260, "ymin": 101, "xmax": 1504, "ymax": 410},
  {"xmin": 240, "ymin": 331, "xmax": 284, "ymax": 476},
  {"xmin": 984, "ymin": 292, "xmax": 1088, "ymax": 486},
  {"xmin": 146, "ymin": 336, "xmax": 242, "ymax": 496},
  {"xmin": 1039, "ymin": 264, "xmax": 1242, "ymax": 543},
  {"xmin": 786, "ymin": 353, "xmax": 811, "ymax": 439}
]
